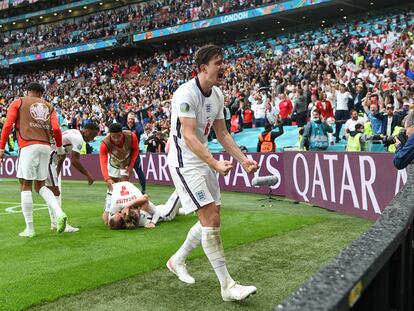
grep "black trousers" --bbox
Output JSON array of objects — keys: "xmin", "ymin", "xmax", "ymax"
[
  {"xmin": 334, "ymin": 110, "xmax": 350, "ymax": 140},
  {"xmin": 133, "ymin": 156, "xmax": 146, "ymax": 193},
  {"xmin": 295, "ymin": 111, "xmax": 308, "ymax": 127}
]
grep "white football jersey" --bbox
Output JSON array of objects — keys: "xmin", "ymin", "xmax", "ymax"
[
  {"xmin": 52, "ymin": 129, "xmax": 84, "ymax": 155},
  {"xmin": 167, "ymin": 77, "xmax": 224, "ymax": 168},
  {"xmin": 109, "ymin": 181, "xmax": 143, "ymax": 215}
]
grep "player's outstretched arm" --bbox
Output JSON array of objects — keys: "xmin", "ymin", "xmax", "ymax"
[{"xmin": 71, "ymin": 151, "xmax": 94, "ymax": 184}]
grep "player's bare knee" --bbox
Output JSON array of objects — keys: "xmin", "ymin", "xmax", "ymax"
[
  {"xmin": 197, "ymin": 203, "xmax": 221, "ymax": 227},
  {"xmin": 19, "ymin": 179, "xmax": 32, "ymax": 192},
  {"xmin": 47, "ymin": 186, "xmax": 60, "ymax": 196},
  {"xmin": 34, "ymin": 181, "xmax": 45, "ymax": 193}
]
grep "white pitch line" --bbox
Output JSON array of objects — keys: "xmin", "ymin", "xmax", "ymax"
[
  {"xmin": 0, "ymin": 201, "xmax": 47, "ymax": 206},
  {"xmin": 0, "ymin": 203, "xmax": 48, "ymax": 215}
]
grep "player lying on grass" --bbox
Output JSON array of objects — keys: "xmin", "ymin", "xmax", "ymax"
[
  {"xmin": 103, "ymin": 181, "xmax": 181, "ymax": 230},
  {"xmin": 99, "ymin": 123, "xmax": 139, "ymax": 215}
]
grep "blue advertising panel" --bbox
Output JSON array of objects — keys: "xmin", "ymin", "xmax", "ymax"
[
  {"xmin": 7, "ymin": 38, "xmax": 117, "ymax": 65},
  {"xmin": 133, "ymin": 0, "xmax": 330, "ymax": 42}
]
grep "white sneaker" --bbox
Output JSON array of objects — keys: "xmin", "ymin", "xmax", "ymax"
[
  {"xmin": 51, "ymin": 223, "xmax": 79, "ymax": 233},
  {"xmin": 221, "ymin": 282, "xmax": 257, "ymax": 302},
  {"xmin": 166, "ymin": 256, "xmax": 195, "ymax": 284},
  {"xmin": 18, "ymin": 229, "xmax": 36, "ymax": 238}
]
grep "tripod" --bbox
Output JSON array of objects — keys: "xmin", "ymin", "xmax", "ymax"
[{"xmin": 258, "ymin": 187, "xmax": 279, "ymax": 206}]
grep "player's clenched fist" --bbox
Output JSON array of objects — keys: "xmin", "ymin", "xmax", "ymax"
[
  {"xmin": 242, "ymin": 159, "xmax": 259, "ymax": 174},
  {"xmin": 215, "ymin": 160, "xmax": 233, "ymax": 176}
]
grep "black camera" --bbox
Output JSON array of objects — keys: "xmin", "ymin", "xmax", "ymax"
[
  {"xmin": 397, "ymin": 129, "xmax": 408, "ymax": 145},
  {"xmin": 382, "ymin": 136, "xmax": 395, "ymax": 147},
  {"xmin": 382, "ymin": 129, "xmax": 408, "ymax": 147}
]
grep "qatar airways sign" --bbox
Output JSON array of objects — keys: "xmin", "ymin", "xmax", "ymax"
[
  {"xmin": 283, "ymin": 152, "xmax": 407, "ymax": 220},
  {"xmin": 0, "ymin": 152, "xmax": 406, "ymax": 220},
  {"xmin": 126, "ymin": 152, "xmax": 285, "ymax": 196}
]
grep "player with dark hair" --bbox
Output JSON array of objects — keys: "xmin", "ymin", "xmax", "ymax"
[
  {"xmin": 166, "ymin": 44, "xmax": 259, "ymax": 301},
  {"xmin": 99, "ymin": 123, "xmax": 139, "ymax": 224},
  {"xmin": 45, "ymin": 122, "xmax": 100, "ymax": 232},
  {"xmin": 0, "ymin": 82, "xmax": 67, "ymax": 236}
]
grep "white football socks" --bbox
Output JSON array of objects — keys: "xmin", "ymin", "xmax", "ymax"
[
  {"xmin": 174, "ymin": 221, "xmax": 202, "ymax": 262},
  {"xmin": 202, "ymin": 226, "xmax": 234, "ymax": 289},
  {"xmin": 47, "ymin": 196, "xmax": 61, "ymax": 227},
  {"xmin": 21, "ymin": 191, "xmax": 34, "ymax": 232},
  {"xmin": 39, "ymin": 186, "xmax": 63, "ymax": 218}
]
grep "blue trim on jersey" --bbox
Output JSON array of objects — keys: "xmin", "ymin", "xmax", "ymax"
[
  {"xmin": 176, "ymin": 117, "xmax": 182, "ymax": 139},
  {"xmin": 48, "ymin": 151, "xmax": 57, "ymax": 187},
  {"xmin": 175, "ymin": 168, "xmax": 201, "ymax": 209},
  {"xmin": 164, "ymin": 195, "xmax": 180, "ymax": 218},
  {"xmin": 173, "ymin": 135, "xmax": 184, "ymax": 168}
]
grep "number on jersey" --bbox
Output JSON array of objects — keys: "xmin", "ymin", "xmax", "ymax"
[{"xmin": 120, "ymin": 186, "xmax": 129, "ymax": 196}]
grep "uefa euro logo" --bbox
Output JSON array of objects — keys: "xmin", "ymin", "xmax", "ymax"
[{"xmin": 30, "ymin": 102, "xmax": 50, "ymax": 122}]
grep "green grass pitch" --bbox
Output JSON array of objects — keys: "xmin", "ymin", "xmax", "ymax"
[{"xmin": 0, "ymin": 179, "xmax": 372, "ymax": 311}]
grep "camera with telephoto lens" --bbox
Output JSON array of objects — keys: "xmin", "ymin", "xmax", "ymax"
[
  {"xmin": 397, "ymin": 129, "xmax": 408, "ymax": 145},
  {"xmin": 382, "ymin": 135, "xmax": 395, "ymax": 147},
  {"xmin": 383, "ymin": 129, "xmax": 407, "ymax": 147}
]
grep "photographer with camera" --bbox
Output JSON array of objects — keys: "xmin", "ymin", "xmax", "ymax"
[
  {"xmin": 393, "ymin": 112, "xmax": 414, "ymax": 170},
  {"xmin": 385, "ymin": 118, "xmax": 404, "ymax": 153},
  {"xmin": 145, "ymin": 129, "xmax": 168, "ymax": 153}
]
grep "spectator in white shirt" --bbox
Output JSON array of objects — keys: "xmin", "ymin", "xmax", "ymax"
[
  {"xmin": 344, "ymin": 109, "xmax": 365, "ymax": 134},
  {"xmin": 334, "ymin": 84, "xmax": 353, "ymax": 143}
]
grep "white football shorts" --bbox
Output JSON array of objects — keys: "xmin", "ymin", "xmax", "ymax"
[
  {"xmin": 169, "ymin": 165, "xmax": 221, "ymax": 214},
  {"xmin": 17, "ymin": 144, "xmax": 51, "ymax": 181}
]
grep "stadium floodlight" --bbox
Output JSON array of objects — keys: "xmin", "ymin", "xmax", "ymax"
[
  {"xmin": 322, "ymin": 20, "xmax": 325, "ymax": 23},
  {"xmin": 99, "ymin": 2, "xmax": 103, "ymax": 5},
  {"xmin": 12, "ymin": 22, "xmax": 16, "ymax": 25},
  {"xmin": 68, "ymin": 9, "xmax": 72, "ymax": 13},
  {"xmin": 277, "ymin": 21, "xmax": 280, "ymax": 24},
  {"xmin": 0, "ymin": 25, "xmax": 2, "ymax": 28},
  {"xmin": 281, "ymin": 28, "xmax": 285, "ymax": 31},
  {"xmin": 84, "ymin": 6, "xmax": 87, "ymax": 9},
  {"xmin": 343, "ymin": 16, "xmax": 347, "ymax": 19},
  {"xmin": 54, "ymin": 13, "xmax": 57, "ymax": 16},
  {"xmin": 39, "ymin": 16, "xmax": 43, "ymax": 19}
]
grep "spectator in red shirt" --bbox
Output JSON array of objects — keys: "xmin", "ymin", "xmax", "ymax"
[
  {"xmin": 278, "ymin": 93, "xmax": 293, "ymax": 126},
  {"xmin": 315, "ymin": 92, "xmax": 334, "ymax": 119}
]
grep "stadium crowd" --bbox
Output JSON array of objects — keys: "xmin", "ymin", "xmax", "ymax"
[
  {"xmin": 1, "ymin": 0, "xmax": 277, "ymax": 59},
  {"xmin": 1, "ymin": 8, "xmax": 414, "ymax": 153}
]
